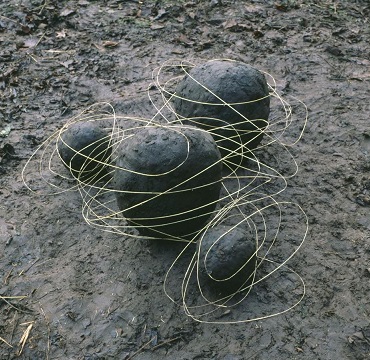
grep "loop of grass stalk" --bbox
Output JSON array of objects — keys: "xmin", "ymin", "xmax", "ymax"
[{"xmin": 22, "ymin": 59, "xmax": 308, "ymax": 323}]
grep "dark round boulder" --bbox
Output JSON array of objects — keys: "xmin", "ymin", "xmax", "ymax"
[
  {"xmin": 172, "ymin": 60, "xmax": 270, "ymax": 164},
  {"xmin": 197, "ymin": 225, "xmax": 257, "ymax": 295},
  {"xmin": 57, "ymin": 121, "xmax": 112, "ymax": 182},
  {"xmin": 113, "ymin": 125, "xmax": 222, "ymax": 239}
]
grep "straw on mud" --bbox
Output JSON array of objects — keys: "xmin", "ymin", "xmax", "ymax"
[
  {"xmin": 4, "ymin": 268, "xmax": 12, "ymax": 285},
  {"xmin": 18, "ymin": 258, "xmax": 40, "ymax": 276},
  {"xmin": 151, "ymin": 336, "xmax": 182, "ymax": 350},
  {"xmin": 40, "ymin": 304, "xmax": 50, "ymax": 360},
  {"xmin": 0, "ymin": 337, "xmax": 12, "ymax": 348},
  {"xmin": 0, "ymin": 295, "xmax": 28, "ymax": 313},
  {"xmin": 127, "ymin": 337, "xmax": 157, "ymax": 360},
  {"xmin": 8, "ymin": 311, "xmax": 18, "ymax": 348},
  {"xmin": 18, "ymin": 321, "xmax": 34, "ymax": 356}
]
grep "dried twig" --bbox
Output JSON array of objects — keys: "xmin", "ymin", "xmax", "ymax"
[
  {"xmin": 19, "ymin": 258, "xmax": 40, "ymax": 276},
  {"xmin": 152, "ymin": 336, "xmax": 182, "ymax": 350},
  {"xmin": 3, "ymin": 268, "xmax": 13, "ymax": 285},
  {"xmin": 0, "ymin": 295, "xmax": 28, "ymax": 313},
  {"xmin": 0, "ymin": 15, "xmax": 21, "ymax": 25},
  {"xmin": 40, "ymin": 304, "xmax": 50, "ymax": 360},
  {"xmin": 127, "ymin": 335, "xmax": 182, "ymax": 359},
  {"xmin": 127, "ymin": 337, "xmax": 156, "ymax": 360}
]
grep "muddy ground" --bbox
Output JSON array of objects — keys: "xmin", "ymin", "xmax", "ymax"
[{"xmin": 1, "ymin": 0, "xmax": 370, "ymax": 359}]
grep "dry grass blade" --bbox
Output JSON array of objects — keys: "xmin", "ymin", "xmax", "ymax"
[
  {"xmin": 39, "ymin": 304, "xmax": 51, "ymax": 360},
  {"xmin": 151, "ymin": 336, "xmax": 182, "ymax": 350},
  {"xmin": 0, "ymin": 296, "xmax": 27, "ymax": 300},
  {"xmin": 0, "ymin": 295, "xmax": 28, "ymax": 313},
  {"xmin": 0, "ymin": 336, "xmax": 13, "ymax": 348},
  {"xmin": 17, "ymin": 322, "xmax": 34, "ymax": 356},
  {"xmin": 127, "ymin": 337, "xmax": 156, "ymax": 360},
  {"xmin": 4, "ymin": 268, "xmax": 13, "ymax": 285}
]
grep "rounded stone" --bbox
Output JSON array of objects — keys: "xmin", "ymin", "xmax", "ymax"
[
  {"xmin": 197, "ymin": 225, "xmax": 257, "ymax": 294},
  {"xmin": 57, "ymin": 121, "xmax": 111, "ymax": 182},
  {"xmin": 172, "ymin": 60, "xmax": 270, "ymax": 162},
  {"xmin": 113, "ymin": 125, "xmax": 223, "ymax": 239}
]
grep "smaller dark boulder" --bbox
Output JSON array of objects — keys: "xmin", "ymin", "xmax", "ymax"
[
  {"xmin": 57, "ymin": 121, "xmax": 112, "ymax": 182},
  {"xmin": 197, "ymin": 224, "xmax": 257, "ymax": 295}
]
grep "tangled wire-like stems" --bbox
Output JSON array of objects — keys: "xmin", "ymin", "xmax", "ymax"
[{"xmin": 22, "ymin": 58, "xmax": 308, "ymax": 324}]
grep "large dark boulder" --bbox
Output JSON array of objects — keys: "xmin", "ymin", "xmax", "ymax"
[
  {"xmin": 173, "ymin": 60, "xmax": 270, "ymax": 165},
  {"xmin": 113, "ymin": 125, "xmax": 223, "ymax": 239}
]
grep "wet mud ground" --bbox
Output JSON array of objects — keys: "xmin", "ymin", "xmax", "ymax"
[{"xmin": 1, "ymin": 0, "xmax": 370, "ymax": 359}]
